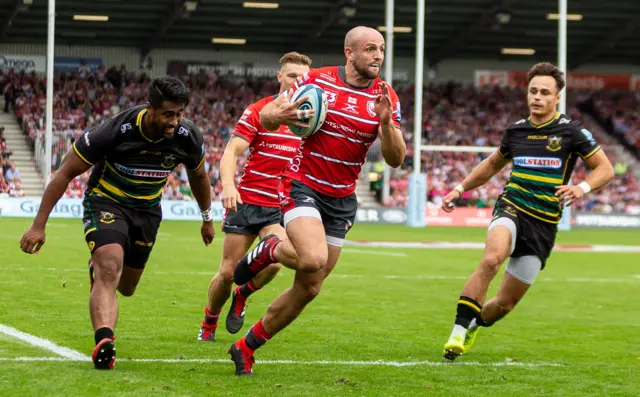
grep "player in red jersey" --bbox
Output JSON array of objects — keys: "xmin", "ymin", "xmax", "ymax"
[
  {"xmin": 197, "ymin": 52, "xmax": 313, "ymax": 342},
  {"xmin": 229, "ymin": 27, "xmax": 406, "ymax": 375}
]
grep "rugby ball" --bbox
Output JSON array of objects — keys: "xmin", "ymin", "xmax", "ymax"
[{"xmin": 289, "ymin": 84, "xmax": 328, "ymax": 138}]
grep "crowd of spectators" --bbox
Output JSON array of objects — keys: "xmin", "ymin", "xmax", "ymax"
[
  {"xmin": 1, "ymin": 66, "xmax": 638, "ymax": 213},
  {"xmin": 0, "ymin": 123, "xmax": 25, "ymax": 197}
]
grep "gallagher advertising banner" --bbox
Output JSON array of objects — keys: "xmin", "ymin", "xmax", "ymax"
[{"xmin": 0, "ymin": 197, "xmax": 226, "ymax": 221}]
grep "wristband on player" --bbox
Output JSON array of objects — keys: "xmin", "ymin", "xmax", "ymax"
[
  {"xmin": 201, "ymin": 207, "xmax": 213, "ymax": 222},
  {"xmin": 577, "ymin": 181, "xmax": 592, "ymax": 194},
  {"xmin": 454, "ymin": 184, "xmax": 465, "ymax": 195}
]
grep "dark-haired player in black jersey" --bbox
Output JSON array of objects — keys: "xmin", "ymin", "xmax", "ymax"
[
  {"xmin": 440, "ymin": 62, "xmax": 614, "ymax": 361},
  {"xmin": 19, "ymin": 76, "xmax": 215, "ymax": 370}
]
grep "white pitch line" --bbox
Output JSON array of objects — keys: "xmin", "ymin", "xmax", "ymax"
[
  {"xmin": 0, "ymin": 356, "xmax": 562, "ymax": 367},
  {"xmin": 342, "ymin": 248, "xmax": 408, "ymax": 257},
  {"xmin": 0, "ymin": 267, "xmax": 637, "ymax": 283},
  {"xmin": 344, "ymin": 240, "xmax": 640, "ymax": 253},
  {"xmin": 0, "ymin": 324, "xmax": 90, "ymax": 361}
]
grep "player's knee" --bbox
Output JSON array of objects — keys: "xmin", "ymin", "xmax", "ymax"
[
  {"xmin": 94, "ymin": 252, "xmax": 122, "ymax": 284},
  {"xmin": 300, "ymin": 281, "xmax": 323, "ymax": 302},
  {"xmin": 217, "ymin": 265, "xmax": 236, "ymax": 286},
  {"xmin": 480, "ymin": 253, "xmax": 504, "ymax": 275},
  {"xmin": 298, "ymin": 251, "xmax": 327, "ymax": 273},
  {"xmin": 267, "ymin": 262, "xmax": 283, "ymax": 273},
  {"xmin": 495, "ymin": 297, "xmax": 516, "ymax": 314}
]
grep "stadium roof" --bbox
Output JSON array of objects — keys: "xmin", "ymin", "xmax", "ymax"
[{"xmin": 1, "ymin": 0, "xmax": 640, "ymax": 69}]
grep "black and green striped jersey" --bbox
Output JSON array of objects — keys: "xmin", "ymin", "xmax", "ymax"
[
  {"xmin": 497, "ymin": 112, "xmax": 600, "ymax": 224},
  {"xmin": 73, "ymin": 105, "xmax": 205, "ymax": 209}
]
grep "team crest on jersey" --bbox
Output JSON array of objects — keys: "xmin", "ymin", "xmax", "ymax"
[
  {"xmin": 367, "ymin": 100, "xmax": 377, "ymax": 118},
  {"xmin": 99, "ymin": 212, "xmax": 115, "ymax": 224},
  {"xmin": 161, "ymin": 154, "xmax": 177, "ymax": 169},
  {"xmin": 546, "ymin": 136, "xmax": 562, "ymax": 152}
]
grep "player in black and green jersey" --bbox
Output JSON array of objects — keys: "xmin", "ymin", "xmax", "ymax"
[
  {"xmin": 20, "ymin": 76, "xmax": 216, "ymax": 370},
  {"xmin": 440, "ymin": 62, "xmax": 614, "ymax": 361}
]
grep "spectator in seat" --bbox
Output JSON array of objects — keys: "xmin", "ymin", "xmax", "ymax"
[{"xmin": 5, "ymin": 163, "xmax": 20, "ymax": 183}]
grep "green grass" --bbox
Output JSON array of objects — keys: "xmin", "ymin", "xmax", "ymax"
[{"xmin": 0, "ymin": 217, "xmax": 639, "ymax": 396}]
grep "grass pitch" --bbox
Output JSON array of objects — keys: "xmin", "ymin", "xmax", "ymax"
[{"xmin": 0, "ymin": 217, "xmax": 638, "ymax": 396}]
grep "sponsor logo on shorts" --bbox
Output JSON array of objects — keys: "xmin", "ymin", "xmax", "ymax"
[
  {"xmin": 135, "ymin": 240, "xmax": 153, "ymax": 247},
  {"xmin": 513, "ymin": 156, "xmax": 562, "ymax": 169},
  {"xmin": 99, "ymin": 211, "xmax": 115, "ymax": 224},
  {"xmin": 345, "ymin": 220, "xmax": 353, "ymax": 231},
  {"xmin": 88, "ymin": 241, "xmax": 95, "ymax": 251}
]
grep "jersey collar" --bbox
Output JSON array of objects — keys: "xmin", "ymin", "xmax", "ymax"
[
  {"xmin": 136, "ymin": 108, "xmax": 165, "ymax": 143},
  {"xmin": 528, "ymin": 112, "xmax": 560, "ymax": 129}
]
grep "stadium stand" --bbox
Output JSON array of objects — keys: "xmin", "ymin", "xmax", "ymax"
[{"xmin": 1, "ymin": 67, "xmax": 638, "ymax": 214}]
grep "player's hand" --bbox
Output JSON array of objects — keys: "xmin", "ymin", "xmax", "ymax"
[
  {"xmin": 441, "ymin": 190, "xmax": 461, "ymax": 213},
  {"xmin": 374, "ymin": 82, "xmax": 393, "ymax": 125},
  {"xmin": 20, "ymin": 225, "xmax": 46, "ymax": 254},
  {"xmin": 201, "ymin": 221, "xmax": 215, "ymax": 246},
  {"xmin": 271, "ymin": 89, "xmax": 315, "ymax": 129},
  {"xmin": 221, "ymin": 183, "xmax": 243, "ymax": 212},
  {"xmin": 554, "ymin": 184, "xmax": 586, "ymax": 206}
]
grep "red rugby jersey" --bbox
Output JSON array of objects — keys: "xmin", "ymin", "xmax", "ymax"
[
  {"xmin": 234, "ymin": 95, "xmax": 301, "ymax": 207},
  {"xmin": 284, "ymin": 66, "xmax": 402, "ymax": 198}
]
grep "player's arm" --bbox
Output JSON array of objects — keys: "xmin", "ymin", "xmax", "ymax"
[
  {"xmin": 555, "ymin": 126, "xmax": 614, "ymax": 205},
  {"xmin": 20, "ymin": 148, "xmax": 92, "ymax": 253},
  {"xmin": 376, "ymin": 83, "xmax": 406, "ymax": 168},
  {"xmin": 184, "ymin": 127, "xmax": 215, "ymax": 246},
  {"xmin": 555, "ymin": 150, "xmax": 614, "ymax": 205},
  {"xmin": 379, "ymin": 123, "xmax": 406, "ymax": 168},
  {"xmin": 20, "ymin": 122, "xmax": 114, "ymax": 254},
  {"xmin": 220, "ymin": 136, "xmax": 250, "ymax": 212},
  {"xmin": 442, "ymin": 151, "xmax": 511, "ymax": 212}
]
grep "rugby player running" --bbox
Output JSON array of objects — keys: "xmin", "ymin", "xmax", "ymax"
[
  {"xmin": 20, "ymin": 77, "xmax": 215, "ymax": 370},
  {"xmin": 228, "ymin": 26, "xmax": 406, "ymax": 375},
  {"xmin": 440, "ymin": 62, "xmax": 614, "ymax": 361},
  {"xmin": 197, "ymin": 52, "xmax": 312, "ymax": 341}
]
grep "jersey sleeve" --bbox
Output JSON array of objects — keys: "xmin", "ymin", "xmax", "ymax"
[
  {"xmin": 388, "ymin": 86, "xmax": 402, "ymax": 128},
  {"xmin": 72, "ymin": 120, "xmax": 116, "ymax": 166},
  {"xmin": 571, "ymin": 124, "xmax": 601, "ymax": 159},
  {"xmin": 182, "ymin": 123, "xmax": 206, "ymax": 171},
  {"xmin": 497, "ymin": 131, "xmax": 512, "ymax": 159},
  {"xmin": 233, "ymin": 103, "xmax": 261, "ymax": 144},
  {"xmin": 292, "ymin": 69, "xmax": 317, "ymax": 91}
]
